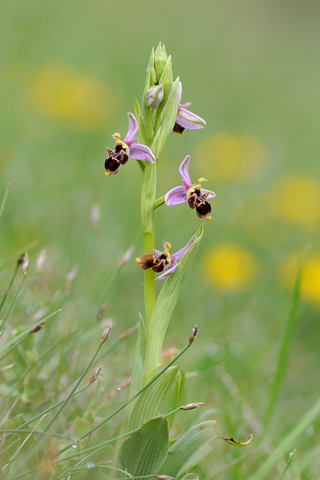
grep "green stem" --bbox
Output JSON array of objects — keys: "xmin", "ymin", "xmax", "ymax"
[
  {"xmin": 0, "ymin": 181, "xmax": 11, "ymax": 221},
  {"xmin": 0, "ymin": 275, "xmax": 25, "ymax": 328},
  {"xmin": 153, "ymin": 195, "xmax": 165, "ymax": 210},
  {"xmin": 141, "ymin": 162, "xmax": 157, "ymax": 328},
  {"xmin": 0, "ymin": 263, "xmax": 19, "ymax": 314}
]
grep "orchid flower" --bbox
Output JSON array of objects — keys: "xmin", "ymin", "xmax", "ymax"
[
  {"xmin": 135, "ymin": 235, "xmax": 196, "ymax": 281},
  {"xmin": 165, "ymin": 155, "xmax": 215, "ymax": 221},
  {"xmin": 104, "ymin": 113, "xmax": 155, "ymax": 176},
  {"xmin": 147, "ymin": 84, "xmax": 164, "ymax": 109},
  {"xmin": 173, "ymin": 83, "xmax": 206, "ymax": 134}
]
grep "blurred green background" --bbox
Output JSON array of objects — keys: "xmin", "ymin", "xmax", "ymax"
[{"xmin": 1, "ymin": 0, "xmax": 320, "ymax": 477}]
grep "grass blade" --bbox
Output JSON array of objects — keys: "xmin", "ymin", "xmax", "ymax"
[{"xmin": 264, "ymin": 257, "xmax": 303, "ymax": 431}]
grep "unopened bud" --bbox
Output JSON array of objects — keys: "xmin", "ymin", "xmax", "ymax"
[
  {"xmin": 90, "ymin": 204, "xmax": 100, "ymax": 230},
  {"xmin": 89, "ymin": 365, "xmax": 103, "ymax": 385},
  {"xmin": 30, "ymin": 322, "xmax": 45, "ymax": 334},
  {"xmin": 64, "ymin": 265, "xmax": 79, "ymax": 293},
  {"xmin": 118, "ymin": 246, "xmax": 135, "ymax": 269},
  {"xmin": 119, "ymin": 323, "xmax": 139, "ymax": 340},
  {"xmin": 96, "ymin": 303, "xmax": 108, "ymax": 321},
  {"xmin": 180, "ymin": 402, "xmax": 203, "ymax": 411},
  {"xmin": 22, "ymin": 253, "xmax": 29, "ymax": 277},
  {"xmin": 154, "ymin": 42, "xmax": 168, "ymax": 82},
  {"xmin": 147, "ymin": 85, "xmax": 164, "ymax": 109},
  {"xmin": 17, "ymin": 253, "xmax": 25, "ymax": 266},
  {"xmin": 189, "ymin": 324, "xmax": 198, "ymax": 346},
  {"xmin": 159, "ymin": 56, "xmax": 173, "ymax": 103},
  {"xmin": 100, "ymin": 320, "xmax": 113, "ymax": 346},
  {"xmin": 36, "ymin": 249, "xmax": 47, "ymax": 273},
  {"xmin": 32, "ymin": 307, "xmax": 49, "ymax": 322},
  {"xmin": 154, "ymin": 475, "xmax": 174, "ymax": 480}
]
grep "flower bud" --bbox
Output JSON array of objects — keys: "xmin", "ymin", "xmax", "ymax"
[
  {"xmin": 36, "ymin": 249, "xmax": 47, "ymax": 273},
  {"xmin": 30, "ymin": 322, "xmax": 45, "ymax": 334},
  {"xmin": 100, "ymin": 319, "xmax": 113, "ymax": 346},
  {"xmin": 159, "ymin": 56, "xmax": 173, "ymax": 104},
  {"xmin": 96, "ymin": 303, "xmax": 108, "ymax": 321},
  {"xmin": 89, "ymin": 365, "xmax": 103, "ymax": 385},
  {"xmin": 154, "ymin": 43, "xmax": 168, "ymax": 82},
  {"xmin": 90, "ymin": 204, "xmax": 100, "ymax": 230},
  {"xmin": 154, "ymin": 476, "xmax": 174, "ymax": 480},
  {"xmin": 17, "ymin": 253, "xmax": 25, "ymax": 266},
  {"xmin": 146, "ymin": 47, "xmax": 156, "ymax": 85},
  {"xmin": 64, "ymin": 265, "xmax": 79, "ymax": 294},
  {"xmin": 180, "ymin": 402, "xmax": 203, "ymax": 410},
  {"xmin": 22, "ymin": 253, "xmax": 29, "ymax": 277},
  {"xmin": 119, "ymin": 323, "xmax": 139, "ymax": 340},
  {"xmin": 118, "ymin": 246, "xmax": 135, "ymax": 269},
  {"xmin": 189, "ymin": 324, "xmax": 198, "ymax": 346},
  {"xmin": 147, "ymin": 85, "xmax": 164, "ymax": 109}
]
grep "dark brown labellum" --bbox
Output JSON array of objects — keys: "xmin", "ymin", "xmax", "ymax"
[
  {"xmin": 152, "ymin": 259, "xmax": 166, "ymax": 273},
  {"xmin": 173, "ymin": 122, "xmax": 185, "ymax": 135},
  {"xmin": 187, "ymin": 193, "xmax": 197, "ymax": 209},
  {"xmin": 105, "ymin": 155, "xmax": 120, "ymax": 175},
  {"xmin": 138, "ymin": 253, "xmax": 160, "ymax": 270},
  {"xmin": 196, "ymin": 200, "xmax": 211, "ymax": 219}
]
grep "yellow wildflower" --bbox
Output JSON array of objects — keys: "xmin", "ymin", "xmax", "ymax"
[
  {"xmin": 279, "ymin": 253, "xmax": 320, "ymax": 308},
  {"xmin": 29, "ymin": 65, "xmax": 113, "ymax": 130},
  {"xmin": 271, "ymin": 176, "xmax": 320, "ymax": 230},
  {"xmin": 201, "ymin": 243, "xmax": 258, "ymax": 292},
  {"xmin": 196, "ymin": 133, "xmax": 266, "ymax": 183}
]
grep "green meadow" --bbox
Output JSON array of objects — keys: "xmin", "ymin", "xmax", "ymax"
[{"xmin": 1, "ymin": 1, "xmax": 320, "ymax": 478}]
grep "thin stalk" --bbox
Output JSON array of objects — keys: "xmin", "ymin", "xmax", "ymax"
[
  {"xmin": 5, "ymin": 386, "xmax": 88, "ymax": 439},
  {"xmin": 58, "ymin": 343, "xmax": 191, "ymax": 456},
  {"xmin": 0, "ymin": 275, "xmax": 25, "ymax": 328},
  {"xmin": 10, "ymin": 468, "xmax": 37, "ymax": 480},
  {"xmin": 0, "ymin": 429, "xmax": 70, "ymax": 439},
  {"xmin": 279, "ymin": 451, "xmax": 295, "ymax": 479},
  {"xmin": 153, "ymin": 195, "xmax": 165, "ymax": 210},
  {"xmin": 0, "ymin": 309, "xmax": 61, "ymax": 359},
  {"xmin": 250, "ymin": 396, "xmax": 320, "ymax": 480},
  {"xmin": 28, "ymin": 343, "xmax": 102, "ymax": 451},
  {"xmin": 0, "ymin": 240, "xmax": 39, "ymax": 271},
  {"xmin": 264, "ymin": 261, "xmax": 302, "ymax": 431},
  {"xmin": 0, "ymin": 264, "xmax": 19, "ymax": 314},
  {"xmin": 0, "ymin": 181, "xmax": 11, "ymax": 221}
]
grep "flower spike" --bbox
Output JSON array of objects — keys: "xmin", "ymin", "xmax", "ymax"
[
  {"xmin": 136, "ymin": 236, "xmax": 197, "ymax": 281},
  {"xmin": 165, "ymin": 155, "xmax": 215, "ymax": 220},
  {"xmin": 104, "ymin": 113, "xmax": 155, "ymax": 176},
  {"xmin": 173, "ymin": 83, "xmax": 206, "ymax": 134}
]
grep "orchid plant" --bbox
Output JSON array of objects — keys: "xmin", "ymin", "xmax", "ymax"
[{"xmin": 101, "ymin": 44, "xmax": 251, "ymax": 478}]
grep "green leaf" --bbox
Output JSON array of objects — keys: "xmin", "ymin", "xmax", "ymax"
[
  {"xmin": 134, "ymin": 98, "xmax": 146, "ymax": 172},
  {"xmin": 21, "ymin": 375, "xmax": 46, "ymax": 403},
  {"xmin": 153, "ymin": 76, "xmax": 179, "ymax": 158},
  {"xmin": 144, "ymin": 225, "xmax": 204, "ymax": 382},
  {"xmin": 1, "ymin": 414, "xmax": 36, "ymax": 465},
  {"xmin": 128, "ymin": 314, "xmax": 146, "ymax": 399},
  {"xmin": 159, "ymin": 421, "xmax": 218, "ymax": 478},
  {"xmin": 142, "ymin": 69, "xmax": 155, "ymax": 140},
  {"xmin": 119, "ymin": 416, "xmax": 169, "ymax": 476},
  {"xmin": 127, "ymin": 365, "xmax": 180, "ymax": 431}
]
